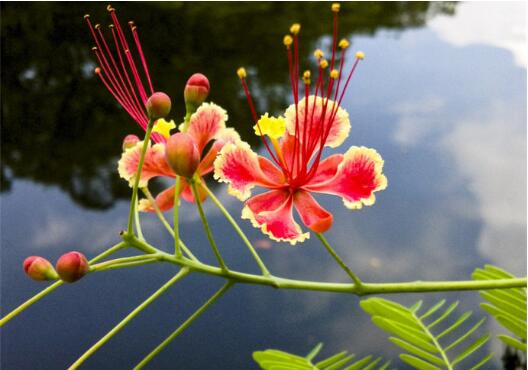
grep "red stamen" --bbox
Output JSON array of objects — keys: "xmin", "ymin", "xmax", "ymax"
[{"xmin": 130, "ymin": 23, "xmax": 154, "ymax": 96}]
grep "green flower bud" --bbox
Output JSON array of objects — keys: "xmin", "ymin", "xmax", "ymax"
[{"xmin": 165, "ymin": 132, "xmax": 200, "ymax": 178}]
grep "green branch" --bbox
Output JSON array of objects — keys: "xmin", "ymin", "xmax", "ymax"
[
  {"xmin": 203, "ymin": 185, "xmax": 271, "ymax": 277},
  {"xmin": 316, "ymin": 233, "xmax": 362, "ymax": 290},
  {"xmin": 0, "ymin": 242, "xmax": 127, "ymax": 327},
  {"xmin": 190, "ymin": 180, "xmax": 228, "ymax": 272},
  {"xmin": 68, "ymin": 268, "xmax": 190, "ymax": 370},
  {"xmin": 134, "ymin": 280, "xmax": 234, "ymax": 369},
  {"xmin": 127, "ymin": 119, "xmax": 154, "ymax": 234}
]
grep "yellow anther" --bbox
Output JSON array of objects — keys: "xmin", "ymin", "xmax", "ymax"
[
  {"xmin": 355, "ymin": 51, "xmax": 365, "ymax": 60},
  {"xmin": 290, "ymin": 23, "xmax": 301, "ymax": 35},
  {"xmin": 314, "ymin": 49, "xmax": 324, "ymax": 60},
  {"xmin": 152, "ymin": 118, "xmax": 176, "ymax": 139},
  {"xmin": 84, "ymin": 14, "xmax": 90, "ymax": 19},
  {"xmin": 320, "ymin": 59, "xmax": 329, "ymax": 69},
  {"xmin": 95, "ymin": 23, "xmax": 101, "ymax": 29},
  {"xmin": 237, "ymin": 67, "xmax": 247, "ymax": 79},
  {"xmin": 283, "ymin": 35, "xmax": 293, "ymax": 47},
  {"xmin": 95, "ymin": 67, "xmax": 101, "ymax": 74},
  {"xmin": 331, "ymin": 3, "xmax": 341, "ymax": 12},
  {"xmin": 303, "ymin": 70, "xmax": 311, "ymax": 84},
  {"xmin": 338, "ymin": 38, "xmax": 350, "ymax": 49},
  {"xmin": 107, "ymin": 4, "xmax": 115, "ymax": 12},
  {"xmin": 254, "ymin": 113, "xmax": 286, "ymax": 139},
  {"xmin": 330, "ymin": 69, "xmax": 339, "ymax": 79}
]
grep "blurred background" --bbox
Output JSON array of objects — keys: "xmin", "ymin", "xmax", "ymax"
[{"xmin": 1, "ymin": 2, "xmax": 526, "ymax": 369}]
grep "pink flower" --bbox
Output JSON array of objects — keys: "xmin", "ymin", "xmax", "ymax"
[
  {"xmin": 213, "ymin": 6, "xmax": 387, "ymax": 245},
  {"xmin": 118, "ymin": 103, "xmax": 240, "ymax": 211}
]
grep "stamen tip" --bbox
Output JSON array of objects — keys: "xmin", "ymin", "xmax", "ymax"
[
  {"xmin": 128, "ymin": 21, "xmax": 135, "ymax": 26},
  {"xmin": 95, "ymin": 67, "xmax": 101, "ymax": 74},
  {"xmin": 91, "ymin": 46, "xmax": 98, "ymax": 51},
  {"xmin": 237, "ymin": 67, "xmax": 247, "ymax": 79},
  {"xmin": 320, "ymin": 59, "xmax": 329, "ymax": 69},
  {"xmin": 107, "ymin": 4, "xmax": 115, "ymax": 12},
  {"xmin": 108, "ymin": 24, "xmax": 114, "ymax": 29},
  {"xmin": 330, "ymin": 69, "xmax": 339, "ymax": 79},
  {"xmin": 83, "ymin": 14, "xmax": 90, "ymax": 19},
  {"xmin": 94, "ymin": 23, "xmax": 101, "ymax": 29},
  {"xmin": 303, "ymin": 70, "xmax": 311, "ymax": 84},
  {"xmin": 355, "ymin": 51, "xmax": 365, "ymax": 60},
  {"xmin": 338, "ymin": 38, "xmax": 350, "ymax": 49},
  {"xmin": 314, "ymin": 49, "xmax": 324, "ymax": 60},
  {"xmin": 283, "ymin": 35, "xmax": 293, "ymax": 48},
  {"xmin": 332, "ymin": 3, "xmax": 341, "ymax": 12},
  {"xmin": 289, "ymin": 23, "xmax": 301, "ymax": 35}
]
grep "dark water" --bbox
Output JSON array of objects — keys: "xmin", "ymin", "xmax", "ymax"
[{"xmin": 1, "ymin": 2, "xmax": 526, "ymax": 369}]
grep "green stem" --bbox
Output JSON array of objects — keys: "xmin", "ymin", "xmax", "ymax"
[
  {"xmin": 129, "ymin": 237, "xmax": 527, "ymax": 296},
  {"xmin": 90, "ymin": 254, "xmax": 160, "ymax": 271},
  {"xmin": 127, "ymin": 119, "xmax": 154, "ymax": 234},
  {"xmin": 134, "ymin": 199, "xmax": 145, "ymax": 241},
  {"xmin": 190, "ymin": 180, "xmax": 228, "ymax": 272},
  {"xmin": 316, "ymin": 233, "xmax": 362, "ymax": 290},
  {"xmin": 203, "ymin": 185, "xmax": 271, "ymax": 277},
  {"xmin": 141, "ymin": 187, "xmax": 197, "ymax": 261},
  {"xmin": 68, "ymin": 268, "xmax": 190, "ymax": 370},
  {"xmin": 134, "ymin": 280, "xmax": 234, "ymax": 369},
  {"xmin": 173, "ymin": 176, "xmax": 182, "ymax": 257},
  {"xmin": 92, "ymin": 259, "xmax": 159, "ymax": 272},
  {"xmin": 0, "ymin": 242, "xmax": 126, "ymax": 327}
]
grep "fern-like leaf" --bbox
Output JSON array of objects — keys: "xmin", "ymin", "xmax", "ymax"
[
  {"xmin": 361, "ymin": 298, "xmax": 492, "ymax": 370},
  {"xmin": 472, "ymin": 264, "xmax": 527, "ymax": 352},
  {"xmin": 253, "ymin": 343, "xmax": 390, "ymax": 370}
]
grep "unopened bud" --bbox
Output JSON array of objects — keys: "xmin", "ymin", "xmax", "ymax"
[
  {"xmin": 122, "ymin": 134, "xmax": 140, "ymax": 150},
  {"xmin": 56, "ymin": 252, "xmax": 89, "ymax": 283},
  {"xmin": 165, "ymin": 133, "xmax": 200, "ymax": 178},
  {"xmin": 146, "ymin": 92, "xmax": 171, "ymax": 120},
  {"xmin": 184, "ymin": 73, "xmax": 210, "ymax": 112},
  {"xmin": 23, "ymin": 256, "xmax": 58, "ymax": 281}
]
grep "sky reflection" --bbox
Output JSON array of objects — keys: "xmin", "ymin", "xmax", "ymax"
[{"xmin": 1, "ymin": 2, "xmax": 526, "ymax": 370}]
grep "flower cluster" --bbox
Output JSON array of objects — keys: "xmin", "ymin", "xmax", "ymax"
[{"xmin": 213, "ymin": 4, "xmax": 387, "ymax": 244}]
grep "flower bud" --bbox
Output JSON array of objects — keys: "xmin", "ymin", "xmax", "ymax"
[
  {"xmin": 184, "ymin": 73, "xmax": 210, "ymax": 112},
  {"xmin": 23, "ymin": 256, "xmax": 58, "ymax": 281},
  {"xmin": 56, "ymin": 251, "xmax": 89, "ymax": 283},
  {"xmin": 122, "ymin": 134, "xmax": 140, "ymax": 150},
  {"xmin": 146, "ymin": 92, "xmax": 171, "ymax": 120},
  {"xmin": 165, "ymin": 132, "xmax": 200, "ymax": 178}
]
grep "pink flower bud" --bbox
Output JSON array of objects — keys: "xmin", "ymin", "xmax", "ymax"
[
  {"xmin": 56, "ymin": 251, "xmax": 89, "ymax": 283},
  {"xmin": 165, "ymin": 132, "xmax": 200, "ymax": 178},
  {"xmin": 146, "ymin": 92, "xmax": 171, "ymax": 120},
  {"xmin": 184, "ymin": 73, "xmax": 210, "ymax": 111},
  {"xmin": 23, "ymin": 256, "xmax": 58, "ymax": 281},
  {"xmin": 122, "ymin": 134, "xmax": 140, "ymax": 150}
]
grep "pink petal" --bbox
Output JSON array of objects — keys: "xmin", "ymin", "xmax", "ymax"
[
  {"xmin": 304, "ymin": 146, "xmax": 387, "ymax": 210},
  {"xmin": 198, "ymin": 128, "xmax": 241, "ymax": 176},
  {"xmin": 242, "ymin": 190, "xmax": 309, "ymax": 245},
  {"xmin": 285, "ymin": 95, "xmax": 350, "ymax": 150},
  {"xmin": 185, "ymin": 102, "xmax": 227, "ymax": 154},
  {"xmin": 306, "ymin": 154, "xmax": 343, "ymax": 185},
  {"xmin": 118, "ymin": 141, "xmax": 174, "ymax": 188},
  {"xmin": 293, "ymin": 190, "xmax": 333, "ymax": 233},
  {"xmin": 214, "ymin": 141, "xmax": 283, "ymax": 200},
  {"xmin": 138, "ymin": 185, "xmax": 176, "ymax": 212}
]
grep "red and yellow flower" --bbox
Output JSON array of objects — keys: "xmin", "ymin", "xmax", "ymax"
[
  {"xmin": 86, "ymin": 6, "xmax": 238, "ymax": 211},
  {"xmin": 119, "ymin": 103, "xmax": 240, "ymax": 211},
  {"xmin": 214, "ymin": 4, "xmax": 387, "ymax": 245}
]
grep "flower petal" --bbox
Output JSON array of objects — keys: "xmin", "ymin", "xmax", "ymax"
[
  {"xmin": 184, "ymin": 102, "xmax": 227, "ymax": 154},
  {"xmin": 242, "ymin": 190, "xmax": 309, "ymax": 245},
  {"xmin": 293, "ymin": 190, "xmax": 333, "ymax": 233},
  {"xmin": 304, "ymin": 146, "xmax": 387, "ymax": 210},
  {"xmin": 284, "ymin": 95, "xmax": 350, "ymax": 149},
  {"xmin": 138, "ymin": 185, "xmax": 175, "ymax": 212},
  {"xmin": 198, "ymin": 127, "xmax": 241, "ymax": 176},
  {"xmin": 306, "ymin": 154, "xmax": 344, "ymax": 185},
  {"xmin": 118, "ymin": 141, "xmax": 174, "ymax": 188},
  {"xmin": 214, "ymin": 141, "xmax": 283, "ymax": 201}
]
